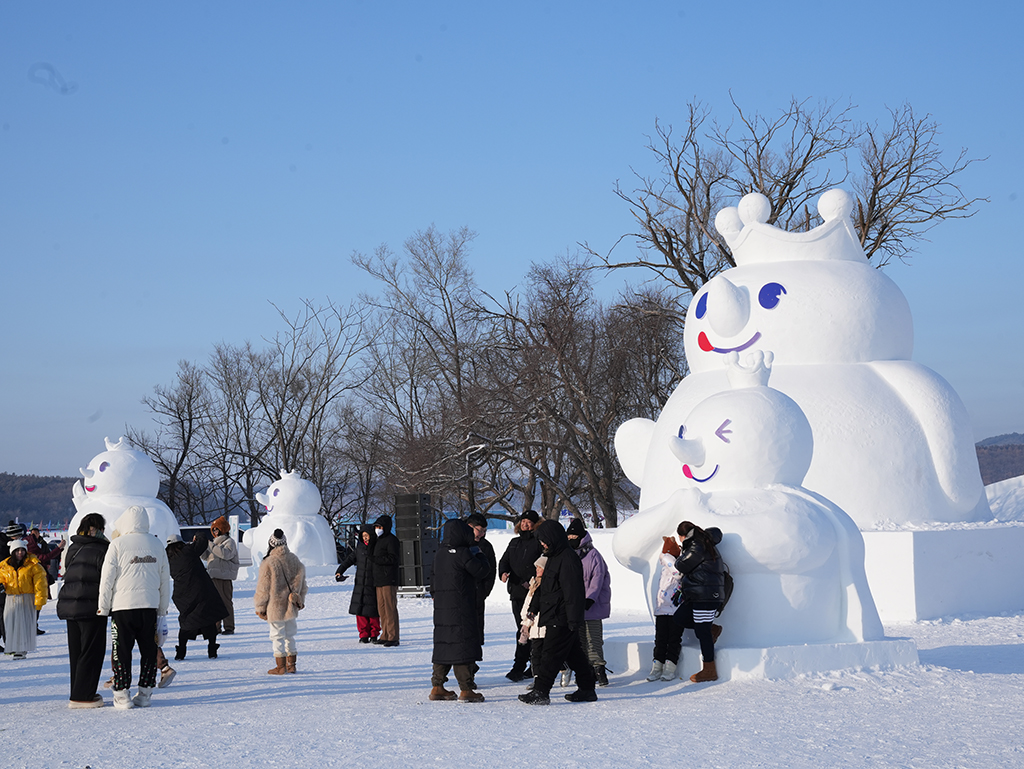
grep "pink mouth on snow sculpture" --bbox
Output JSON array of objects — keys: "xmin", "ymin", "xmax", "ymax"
[
  {"xmin": 683, "ymin": 464, "xmax": 719, "ymax": 483},
  {"xmin": 697, "ymin": 330, "xmax": 762, "ymax": 354},
  {"xmin": 85, "ymin": 485, "xmax": 96, "ymax": 492}
]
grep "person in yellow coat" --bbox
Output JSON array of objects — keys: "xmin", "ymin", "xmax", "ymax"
[{"xmin": 0, "ymin": 539, "xmax": 48, "ymax": 659}]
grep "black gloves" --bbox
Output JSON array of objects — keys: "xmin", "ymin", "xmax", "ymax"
[{"xmin": 335, "ymin": 572, "xmax": 348, "ymax": 582}]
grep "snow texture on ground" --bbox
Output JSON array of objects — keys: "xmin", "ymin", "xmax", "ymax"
[{"xmin": 4, "ymin": 576, "xmax": 1024, "ymax": 768}]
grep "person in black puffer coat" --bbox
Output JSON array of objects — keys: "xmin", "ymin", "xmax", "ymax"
[
  {"xmin": 429, "ymin": 519, "xmax": 488, "ymax": 702},
  {"xmin": 674, "ymin": 521, "xmax": 726, "ymax": 683},
  {"xmin": 519, "ymin": 519, "xmax": 597, "ymax": 705},
  {"xmin": 370, "ymin": 515, "xmax": 401, "ymax": 646},
  {"xmin": 56, "ymin": 513, "xmax": 110, "ymax": 707},
  {"xmin": 465, "ymin": 513, "xmax": 496, "ymax": 646},
  {"xmin": 166, "ymin": 538, "xmax": 228, "ymax": 660},
  {"xmin": 497, "ymin": 510, "xmax": 542, "ymax": 680},
  {"xmin": 335, "ymin": 524, "xmax": 379, "ymax": 642}
]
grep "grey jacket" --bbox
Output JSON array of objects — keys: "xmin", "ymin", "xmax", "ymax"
[{"xmin": 204, "ymin": 534, "xmax": 240, "ymax": 581}]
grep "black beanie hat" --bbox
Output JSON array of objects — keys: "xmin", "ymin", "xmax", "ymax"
[{"xmin": 566, "ymin": 518, "xmax": 586, "ymax": 539}]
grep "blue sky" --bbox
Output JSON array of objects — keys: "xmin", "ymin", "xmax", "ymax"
[{"xmin": 1, "ymin": 1, "xmax": 1021, "ymax": 476}]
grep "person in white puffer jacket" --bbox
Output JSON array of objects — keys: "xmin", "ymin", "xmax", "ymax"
[
  {"xmin": 98, "ymin": 505, "xmax": 171, "ymax": 710},
  {"xmin": 648, "ymin": 535, "xmax": 685, "ymax": 682}
]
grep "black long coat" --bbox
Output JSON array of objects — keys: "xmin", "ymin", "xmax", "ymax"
[
  {"xmin": 370, "ymin": 515, "xmax": 401, "ymax": 587},
  {"xmin": 535, "ymin": 520, "xmax": 586, "ymax": 629},
  {"xmin": 167, "ymin": 540, "xmax": 228, "ymax": 637},
  {"xmin": 56, "ymin": 534, "xmax": 109, "ymax": 620},
  {"xmin": 337, "ymin": 525, "xmax": 378, "ymax": 618},
  {"xmin": 431, "ymin": 520, "xmax": 487, "ymax": 665}
]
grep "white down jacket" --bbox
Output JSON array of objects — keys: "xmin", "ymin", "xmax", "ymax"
[{"xmin": 98, "ymin": 505, "xmax": 171, "ymax": 615}]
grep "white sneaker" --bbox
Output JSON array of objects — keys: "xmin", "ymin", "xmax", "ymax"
[
  {"xmin": 661, "ymin": 661, "xmax": 678, "ymax": 681},
  {"xmin": 113, "ymin": 689, "xmax": 134, "ymax": 710},
  {"xmin": 646, "ymin": 661, "xmax": 664, "ymax": 681},
  {"xmin": 133, "ymin": 687, "xmax": 153, "ymax": 708}
]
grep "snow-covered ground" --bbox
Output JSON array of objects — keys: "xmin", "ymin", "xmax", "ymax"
[{"xmin": 5, "ymin": 576, "xmax": 1024, "ymax": 768}]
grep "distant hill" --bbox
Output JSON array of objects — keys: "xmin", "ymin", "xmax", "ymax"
[
  {"xmin": 977, "ymin": 433, "xmax": 1024, "ymax": 447},
  {"xmin": 0, "ymin": 473, "xmax": 77, "ymax": 527},
  {"xmin": 976, "ymin": 444, "xmax": 1024, "ymax": 485}
]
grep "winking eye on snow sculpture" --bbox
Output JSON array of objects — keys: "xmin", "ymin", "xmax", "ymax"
[{"xmin": 613, "ymin": 351, "xmax": 884, "ymax": 647}]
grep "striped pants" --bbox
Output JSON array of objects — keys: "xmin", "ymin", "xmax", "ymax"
[{"xmin": 578, "ymin": 619, "xmax": 605, "ymax": 667}]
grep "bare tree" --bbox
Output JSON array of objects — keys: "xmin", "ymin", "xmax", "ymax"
[
  {"xmin": 595, "ymin": 96, "xmax": 984, "ymax": 300},
  {"xmin": 127, "ymin": 360, "xmax": 212, "ymax": 524}
]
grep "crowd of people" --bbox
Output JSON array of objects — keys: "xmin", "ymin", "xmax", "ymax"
[{"xmin": 0, "ymin": 508, "xmax": 729, "ymax": 709}]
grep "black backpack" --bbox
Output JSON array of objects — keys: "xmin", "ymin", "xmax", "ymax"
[{"xmin": 717, "ymin": 564, "xmax": 734, "ymax": 617}]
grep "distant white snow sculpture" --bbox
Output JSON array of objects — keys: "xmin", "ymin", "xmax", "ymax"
[
  {"xmin": 619, "ymin": 188, "xmax": 989, "ymax": 530},
  {"xmin": 613, "ymin": 351, "xmax": 884, "ymax": 646},
  {"xmin": 69, "ymin": 436, "xmax": 181, "ymax": 543},
  {"xmin": 242, "ymin": 470, "xmax": 338, "ymax": 567}
]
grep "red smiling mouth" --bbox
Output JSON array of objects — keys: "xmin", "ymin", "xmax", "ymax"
[
  {"xmin": 683, "ymin": 464, "xmax": 719, "ymax": 483},
  {"xmin": 698, "ymin": 331, "xmax": 761, "ymax": 354},
  {"xmin": 85, "ymin": 485, "xmax": 96, "ymax": 492}
]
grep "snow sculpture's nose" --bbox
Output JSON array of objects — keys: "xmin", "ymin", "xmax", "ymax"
[
  {"xmin": 670, "ymin": 436, "xmax": 705, "ymax": 466},
  {"xmin": 80, "ymin": 467, "xmax": 95, "ymax": 479},
  {"xmin": 707, "ymin": 275, "xmax": 750, "ymax": 338}
]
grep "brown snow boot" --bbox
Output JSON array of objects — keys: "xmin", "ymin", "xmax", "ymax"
[
  {"xmin": 690, "ymin": 660, "xmax": 718, "ymax": 682},
  {"xmin": 429, "ymin": 686, "xmax": 458, "ymax": 701},
  {"xmin": 285, "ymin": 655, "xmax": 297, "ymax": 674},
  {"xmin": 458, "ymin": 689, "xmax": 485, "ymax": 703},
  {"xmin": 268, "ymin": 657, "xmax": 287, "ymax": 675}
]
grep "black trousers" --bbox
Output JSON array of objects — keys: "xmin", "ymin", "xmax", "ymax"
[
  {"xmin": 67, "ymin": 616, "xmax": 108, "ymax": 702},
  {"xmin": 532, "ymin": 624, "xmax": 597, "ymax": 694},
  {"xmin": 111, "ymin": 609, "xmax": 158, "ymax": 691},
  {"xmin": 653, "ymin": 614, "xmax": 684, "ymax": 664}
]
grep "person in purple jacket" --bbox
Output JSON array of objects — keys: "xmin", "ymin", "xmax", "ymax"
[{"xmin": 565, "ymin": 518, "xmax": 611, "ymax": 686}]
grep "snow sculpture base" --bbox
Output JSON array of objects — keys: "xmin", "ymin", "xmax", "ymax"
[
  {"xmin": 606, "ymin": 638, "xmax": 919, "ymax": 681},
  {"xmin": 862, "ymin": 525, "xmax": 1024, "ymax": 621}
]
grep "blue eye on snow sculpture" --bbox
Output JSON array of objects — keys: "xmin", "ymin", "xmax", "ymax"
[
  {"xmin": 758, "ymin": 282, "xmax": 786, "ymax": 310},
  {"xmin": 694, "ymin": 292, "xmax": 708, "ymax": 319},
  {"xmin": 677, "ymin": 425, "xmax": 686, "ymax": 439}
]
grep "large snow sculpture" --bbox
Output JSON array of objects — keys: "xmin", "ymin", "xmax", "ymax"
[
  {"xmin": 243, "ymin": 471, "xmax": 338, "ymax": 567},
  {"xmin": 614, "ymin": 351, "xmax": 883, "ymax": 646},
  {"xmin": 69, "ymin": 436, "xmax": 181, "ymax": 543},
  {"xmin": 618, "ymin": 189, "xmax": 989, "ymax": 530}
]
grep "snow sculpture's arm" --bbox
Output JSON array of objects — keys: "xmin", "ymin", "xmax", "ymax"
[
  {"xmin": 72, "ymin": 481, "xmax": 86, "ymax": 512},
  {"xmin": 870, "ymin": 361, "xmax": 989, "ymax": 518},
  {"xmin": 615, "ymin": 418, "xmax": 656, "ymax": 486}
]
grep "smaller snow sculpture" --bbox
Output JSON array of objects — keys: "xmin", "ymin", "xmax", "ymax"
[
  {"xmin": 613, "ymin": 351, "xmax": 883, "ymax": 647},
  {"xmin": 69, "ymin": 436, "xmax": 181, "ymax": 543},
  {"xmin": 243, "ymin": 471, "xmax": 338, "ymax": 567}
]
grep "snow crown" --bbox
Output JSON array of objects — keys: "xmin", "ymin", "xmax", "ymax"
[
  {"xmin": 725, "ymin": 350, "xmax": 774, "ymax": 389},
  {"xmin": 714, "ymin": 189, "xmax": 867, "ymax": 266}
]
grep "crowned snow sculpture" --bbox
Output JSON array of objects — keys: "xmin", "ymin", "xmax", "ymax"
[
  {"xmin": 243, "ymin": 471, "xmax": 338, "ymax": 568},
  {"xmin": 69, "ymin": 436, "xmax": 181, "ymax": 543},
  {"xmin": 620, "ymin": 189, "xmax": 988, "ymax": 531},
  {"xmin": 614, "ymin": 351, "xmax": 884, "ymax": 646}
]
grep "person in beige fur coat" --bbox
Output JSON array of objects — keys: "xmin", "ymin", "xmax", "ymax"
[{"xmin": 254, "ymin": 529, "xmax": 308, "ymax": 675}]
